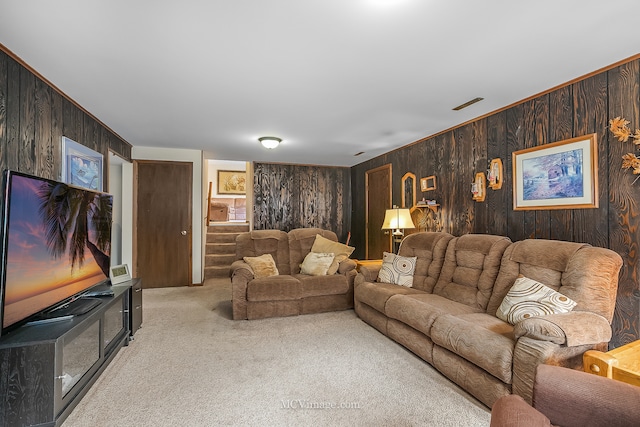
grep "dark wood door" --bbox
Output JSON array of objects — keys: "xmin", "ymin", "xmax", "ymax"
[
  {"xmin": 366, "ymin": 164, "xmax": 392, "ymax": 259},
  {"xmin": 135, "ymin": 160, "xmax": 192, "ymax": 288}
]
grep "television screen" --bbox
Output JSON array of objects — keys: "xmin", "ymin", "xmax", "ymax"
[{"xmin": 0, "ymin": 170, "xmax": 112, "ymax": 334}]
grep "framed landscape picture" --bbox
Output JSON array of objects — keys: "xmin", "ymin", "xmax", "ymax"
[
  {"xmin": 61, "ymin": 136, "xmax": 103, "ymax": 191},
  {"xmin": 512, "ymin": 134, "xmax": 598, "ymax": 210},
  {"xmin": 217, "ymin": 170, "xmax": 246, "ymax": 195}
]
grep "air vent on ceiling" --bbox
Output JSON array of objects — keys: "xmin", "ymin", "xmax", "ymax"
[{"xmin": 452, "ymin": 97, "xmax": 484, "ymax": 111}]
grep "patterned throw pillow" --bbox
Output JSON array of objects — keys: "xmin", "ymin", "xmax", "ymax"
[
  {"xmin": 300, "ymin": 252, "xmax": 335, "ymax": 276},
  {"xmin": 377, "ymin": 252, "xmax": 417, "ymax": 287},
  {"xmin": 496, "ymin": 275, "xmax": 577, "ymax": 325},
  {"xmin": 243, "ymin": 254, "xmax": 279, "ymax": 278}
]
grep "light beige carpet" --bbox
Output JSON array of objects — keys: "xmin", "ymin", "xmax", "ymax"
[{"xmin": 62, "ymin": 279, "xmax": 491, "ymax": 426}]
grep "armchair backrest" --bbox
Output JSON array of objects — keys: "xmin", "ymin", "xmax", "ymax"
[
  {"xmin": 487, "ymin": 239, "xmax": 622, "ymax": 321},
  {"xmin": 235, "ymin": 230, "xmax": 291, "ymax": 275},
  {"xmin": 288, "ymin": 228, "xmax": 339, "ymax": 274},
  {"xmin": 433, "ymin": 234, "xmax": 512, "ymax": 310},
  {"xmin": 398, "ymin": 232, "xmax": 454, "ymax": 292}
]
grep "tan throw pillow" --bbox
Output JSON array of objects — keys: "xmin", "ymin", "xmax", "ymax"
[
  {"xmin": 496, "ymin": 275, "xmax": 577, "ymax": 325},
  {"xmin": 243, "ymin": 254, "xmax": 279, "ymax": 278},
  {"xmin": 311, "ymin": 234, "xmax": 355, "ymax": 275},
  {"xmin": 377, "ymin": 252, "xmax": 417, "ymax": 287},
  {"xmin": 300, "ymin": 252, "xmax": 335, "ymax": 276}
]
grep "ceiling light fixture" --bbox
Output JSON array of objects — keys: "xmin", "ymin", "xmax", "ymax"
[{"xmin": 258, "ymin": 136, "xmax": 282, "ymax": 149}]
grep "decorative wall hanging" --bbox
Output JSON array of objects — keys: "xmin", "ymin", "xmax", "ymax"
[
  {"xmin": 487, "ymin": 158, "xmax": 503, "ymax": 190},
  {"xmin": 471, "ymin": 172, "xmax": 486, "ymax": 202},
  {"xmin": 217, "ymin": 170, "xmax": 246, "ymax": 195},
  {"xmin": 62, "ymin": 136, "xmax": 103, "ymax": 191},
  {"xmin": 512, "ymin": 134, "xmax": 598, "ymax": 210},
  {"xmin": 401, "ymin": 172, "xmax": 416, "ymax": 208},
  {"xmin": 420, "ymin": 175, "xmax": 436, "ymax": 192},
  {"xmin": 609, "ymin": 117, "xmax": 640, "ymax": 183}
]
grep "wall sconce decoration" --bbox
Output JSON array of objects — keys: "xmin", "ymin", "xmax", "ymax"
[
  {"xmin": 487, "ymin": 158, "xmax": 503, "ymax": 190},
  {"xmin": 471, "ymin": 172, "xmax": 486, "ymax": 202},
  {"xmin": 420, "ymin": 175, "xmax": 437, "ymax": 192}
]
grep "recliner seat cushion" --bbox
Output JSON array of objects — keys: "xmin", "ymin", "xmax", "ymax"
[
  {"xmin": 431, "ymin": 312, "xmax": 515, "ymax": 384},
  {"xmin": 354, "ymin": 281, "xmax": 423, "ymax": 313},
  {"xmin": 246, "ymin": 275, "xmax": 300, "ymax": 301},
  {"xmin": 295, "ymin": 274, "xmax": 349, "ymax": 298},
  {"xmin": 385, "ymin": 293, "xmax": 481, "ymax": 337}
]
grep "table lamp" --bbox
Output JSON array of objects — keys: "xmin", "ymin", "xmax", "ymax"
[{"xmin": 382, "ymin": 207, "xmax": 415, "ymax": 253}]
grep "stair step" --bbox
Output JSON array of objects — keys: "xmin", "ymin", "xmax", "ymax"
[
  {"xmin": 204, "ymin": 266, "xmax": 231, "ymax": 279},
  {"xmin": 205, "ymin": 253, "xmax": 236, "ymax": 267},
  {"xmin": 207, "ymin": 232, "xmax": 243, "ymax": 244},
  {"xmin": 207, "ymin": 224, "xmax": 249, "ymax": 233},
  {"xmin": 206, "ymin": 242, "xmax": 236, "ymax": 255}
]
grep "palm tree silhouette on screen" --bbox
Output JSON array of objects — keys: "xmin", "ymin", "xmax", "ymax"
[{"xmin": 37, "ymin": 182, "xmax": 112, "ymax": 277}]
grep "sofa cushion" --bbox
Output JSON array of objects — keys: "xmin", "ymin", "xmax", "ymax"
[
  {"xmin": 354, "ymin": 281, "xmax": 422, "ymax": 313},
  {"xmin": 246, "ymin": 275, "xmax": 300, "ymax": 301},
  {"xmin": 434, "ymin": 234, "xmax": 511, "ymax": 310},
  {"xmin": 397, "ymin": 232, "xmax": 455, "ymax": 292},
  {"xmin": 243, "ymin": 253, "xmax": 279, "ymax": 278},
  {"xmin": 311, "ymin": 234, "xmax": 355, "ymax": 275},
  {"xmin": 487, "ymin": 240, "xmax": 622, "ymax": 323},
  {"xmin": 385, "ymin": 293, "xmax": 481, "ymax": 337},
  {"xmin": 295, "ymin": 274, "xmax": 349, "ymax": 298},
  {"xmin": 431, "ymin": 313, "xmax": 515, "ymax": 384},
  {"xmin": 496, "ymin": 275, "xmax": 577, "ymax": 325},
  {"xmin": 378, "ymin": 252, "xmax": 417, "ymax": 286},
  {"xmin": 236, "ymin": 230, "xmax": 291, "ymax": 275},
  {"xmin": 300, "ymin": 252, "xmax": 335, "ymax": 276},
  {"xmin": 288, "ymin": 228, "xmax": 340, "ymax": 274}
]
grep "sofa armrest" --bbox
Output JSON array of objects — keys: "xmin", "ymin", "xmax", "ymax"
[
  {"xmin": 514, "ymin": 311, "xmax": 612, "ymax": 347},
  {"xmin": 532, "ymin": 364, "xmax": 640, "ymax": 427},
  {"xmin": 230, "ymin": 260, "xmax": 254, "ymax": 278},
  {"xmin": 338, "ymin": 258, "xmax": 357, "ymax": 274},
  {"xmin": 230, "ymin": 260, "xmax": 255, "ymax": 320},
  {"xmin": 359, "ymin": 265, "xmax": 382, "ymax": 282},
  {"xmin": 490, "ymin": 395, "xmax": 551, "ymax": 427}
]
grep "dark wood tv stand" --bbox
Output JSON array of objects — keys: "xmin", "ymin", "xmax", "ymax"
[{"xmin": 0, "ymin": 278, "xmax": 142, "ymax": 427}]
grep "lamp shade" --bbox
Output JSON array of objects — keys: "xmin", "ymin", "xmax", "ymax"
[{"xmin": 381, "ymin": 208, "xmax": 415, "ymax": 230}]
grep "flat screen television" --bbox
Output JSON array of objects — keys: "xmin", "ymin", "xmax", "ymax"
[{"xmin": 0, "ymin": 170, "xmax": 113, "ymax": 335}]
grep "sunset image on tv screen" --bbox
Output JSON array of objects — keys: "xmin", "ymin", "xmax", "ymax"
[{"xmin": 2, "ymin": 173, "xmax": 112, "ymax": 328}]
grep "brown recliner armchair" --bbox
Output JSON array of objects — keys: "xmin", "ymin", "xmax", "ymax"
[{"xmin": 490, "ymin": 364, "xmax": 640, "ymax": 427}]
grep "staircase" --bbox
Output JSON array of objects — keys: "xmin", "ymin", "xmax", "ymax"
[{"xmin": 204, "ymin": 223, "xmax": 250, "ymax": 279}]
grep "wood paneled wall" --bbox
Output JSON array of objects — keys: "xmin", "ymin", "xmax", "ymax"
[
  {"xmin": 351, "ymin": 57, "xmax": 640, "ymax": 348},
  {"xmin": 0, "ymin": 48, "xmax": 132, "ymax": 187},
  {"xmin": 253, "ymin": 162, "xmax": 351, "ymax": 242}
]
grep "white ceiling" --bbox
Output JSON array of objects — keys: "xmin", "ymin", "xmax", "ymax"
[{"xmin": 1, "ymin": 1, "xmax": 639, "ymax": 167}]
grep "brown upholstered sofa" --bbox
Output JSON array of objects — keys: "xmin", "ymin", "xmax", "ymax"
[
  {"xmin": 231, "ymin": 228, "xmax": 357, "ymax": 320},
  {"xmin": 355, "ymin": 232, "xmax": 623, "ymax": 408}
]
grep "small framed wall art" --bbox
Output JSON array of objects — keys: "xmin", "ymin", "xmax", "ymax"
[
  {"xmin": 62, "ymin": 136, "xmax": 103, "ymax": 191},
  {"xmin": 420, "ymin": 175, "xmax": 436, "ymax": 192},
  {"xmin": 217, "ymin": 170, "xmax": 247, "ymax": 195}
]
